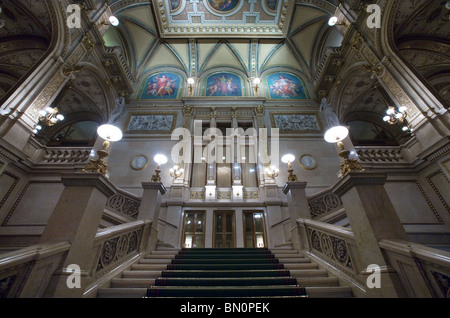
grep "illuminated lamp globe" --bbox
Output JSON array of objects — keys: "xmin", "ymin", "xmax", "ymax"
[
  {"xmin": 324, "ymin": 126, "xmax": 349, "ymax": 144},
  {"xmin": 154, "ymin": 154, "xmax": 168, "ymax": 165},
  {"xmin": 328, "ymin": 16, "xmax": 339, "ymax": 26},
  {"xmin": 109, "ymin": 16, "xmax": 120, "ymax": 26},
  {"xmin": 281, "ymin": 154, "xmax": 295, "ymax": 164},
  {"xmin": 97, "ymin": 124, "xmax": 123, "ymax": 142}
]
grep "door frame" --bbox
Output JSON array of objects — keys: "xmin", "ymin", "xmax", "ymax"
[
  {"xmin": 212, "ymin": 210, "xmax": 236, "ymax": 248},
  {"xmin": 181, "ymin": 210, "xmax": 206, "ymax": 248},
  {"xmin": 242, "ymin": 210, "xmax": 267, "ymax": 248}
]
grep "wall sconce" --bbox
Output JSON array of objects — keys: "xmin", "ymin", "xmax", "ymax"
[
  {"xmin": 252, "ymin": 77, "xmax": 261, "ymax": 96},
  {"xmin": 328, "ymin": 16, "xmax": 345, "ymax": 27},
  {"xmin": 187, "ymin": 77, "xmax": 195, "ymax": 96},
  {"xmin": 101, "ymin": 15, "xmax": 120, "ymax": 26},
  {"xmin": 383, "ymin": 106, "xmax": 412, "ymax": 133},
  {"xmin": 151, "ymin": 154, "xmax": 168, "ymax": 182},
  {"xmin": 170, "ymin": 163, "xmax": 184, "ymax": 179},
  {"xmin": 324, "ymin": 125, "xmax": 365, "ymax": 177},
  {"xmin": 33, "ymin": 107, "xmax": 65, "ymax": 134},
  {"xmin": 265, "ymin": 165, "xmax": 279, "ymax": 179},
  {"xmin": 83, "ymin": 124, "xmax": 123, "ymax": 176},
  {"xmin": 281, "ymin": 154, "xmax": 298, "ymax": 182}
]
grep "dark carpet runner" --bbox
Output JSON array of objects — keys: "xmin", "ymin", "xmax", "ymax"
[{"xmin": 146, "ymin": 248, "xmax": 307, "ymax": 298}]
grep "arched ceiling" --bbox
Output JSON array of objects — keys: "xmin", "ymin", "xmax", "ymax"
[
  {"xmin": 104, "ymin": 0, "xmax": 341, "ymax": 96},
  {"xmin": 393, "ymin": 0, "xmax": 450, "ymax": 107},
  {"xmin": 0, "ymin": 0, "xmax": 52, "ymax": 101}
]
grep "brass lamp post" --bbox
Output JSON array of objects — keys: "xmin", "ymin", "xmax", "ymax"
[
  {"xmin": 83, "ymin": 124, "xmax": 123, "ymax": 176},
  {"xmin": 324, "ymin": 125, "xmax": 365, "ymax": 177}
]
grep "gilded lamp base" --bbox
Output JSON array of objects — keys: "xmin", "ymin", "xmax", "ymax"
[
  {"xmin": 338, "ymin": 141, "xmax": 365, "ymax": 177},
  {"xmin": 82, "ymin": 141, "xmax": 110, "ymax": 176}
]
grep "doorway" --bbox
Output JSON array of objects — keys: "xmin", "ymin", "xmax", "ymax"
[
  {"xmin": 182, "ymin": 211, "xmax": 205, "ymax": 248},
  {"xmin": 243, "ymin": 211, "xmax": 266, "ymax": 248},
  {"xmin": 213, "ymin": 211, "xmax": 235, "ymax": 248}
]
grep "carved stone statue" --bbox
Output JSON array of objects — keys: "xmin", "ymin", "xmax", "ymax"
[
  {"xmin": 320, "ymin": 98, "xmax": 340, "ymax": 129},
  {"xmin": 109, "ymin": 97, "xmax": 125, "ymax": 125}
]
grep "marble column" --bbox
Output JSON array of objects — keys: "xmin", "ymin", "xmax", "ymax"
[
  {"xmin": 39, "ymin": 173, "xmax": 116, "ymax": 297},
  {"xmin": 282, "ymin": 182, "xmax": 311, "ymax": 251},
  {"xmin": 138, "ymin": 182, "xmax": 167, "ymax": 252},
  {"xmin": 332, "ymin": 172, "xmax": 409, "ymax": 297}
]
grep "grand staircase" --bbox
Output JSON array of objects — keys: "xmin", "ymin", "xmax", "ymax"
[{"xmin": 97, "ymin": 246, "xmax": 353, "ymax": 298}]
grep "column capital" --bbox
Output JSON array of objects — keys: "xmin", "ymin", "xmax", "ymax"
[
  {"xmin": 142, "ymin": 182, "xmax": 167, "ymax": 195},
  {"xmin": 282, "ymin": 181, "xmax": 307, "ymax": 194},
  {"xmin": 61, "ymin": 172, "xmax": 117, "ymax": 197},
  {"xmin": 332, "ymin": 172, "xmax": 387, "ymax": 197}
]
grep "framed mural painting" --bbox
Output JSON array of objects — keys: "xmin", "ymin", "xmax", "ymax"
[
  {"xmin": 265, "ymin": 73, "xmax": 309, "ymax": 100},
  {"xmin": 139, "ymin": 72, "xmax": 182, "ymax": 99},
  {"xmin": 204, "ymin": 72, "xmax": 243, "ymax": 97},
  {"xmin": 206, "ymin": 0, "xmax": 240, "ymax": 13}
]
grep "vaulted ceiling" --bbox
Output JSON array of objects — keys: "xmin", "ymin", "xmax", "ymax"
[{"xmin": 105, "ymin": 0, "xmax": 342, "ymax": 98}]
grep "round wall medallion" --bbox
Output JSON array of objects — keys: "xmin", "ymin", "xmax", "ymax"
[
  {"xmin": 299, "ymin": 154, "xmax": 317, "ymax": 170},
  {"xmin": 130, "ymin": 154, "xmax": 149, "ymax": 171}
]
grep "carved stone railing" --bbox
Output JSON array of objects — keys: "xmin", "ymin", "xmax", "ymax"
[
  {"xmin": 0, "ymin": 242, "xmax": 71, "ymax": 298},
  {"xmin": 355, "ymin": 146, "xmax": 406, "ymax": 163},
  {"xmin": 297, "ymin": 218, "xmax": 362, "ymax": 279},
  {"xmin": 39, "ymin": 147, "xmax": 92, "ymax": 164},
  {"xmin": 307, "ymin": 188, "xmax": 344, "ymax": 219},
  {"xmin": 379, "ymin": 239, "xmax": 450, "ymax": 298},
  {"xmin": 85, "ymin": 219, "xmax": 152, "ymax": 295},
  {"xmin": 105, "ymin": 190, "xmax": 141, "ymax": 220}
]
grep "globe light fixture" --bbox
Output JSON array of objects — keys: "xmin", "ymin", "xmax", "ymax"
[
  {"xmin": 170, "ymin": 163, "xmax": 184, "ymax": 179},
  {"xmin": 151, "ymin": 154, "xmax": 168, "ymax": 182},
  {"xmin": 187, "ymin": 77, "xmax": 195, "ymax": 96},
  {"xmin": 252, "ymin": 77, "xmax": 261, "ymax": 95},
  {"xmin": 109, "ymin": 16, "xmax": 120, "ymax": 26},
  {"xmin": 33, "ymin": 107, "xmax": 65, "ymax": 134},
  {"xmin": 382, "ymin": 106, "xmax": 412, "ymax": 133},
  {"xmin": 281, "ymin": 154, "xmax": 298, "ymax": 182},
  {"xmin": 328, "ymin": 16, "xmax": 339, "ymax": 26},
  {"xmin": 324, "ymin": 126, "xmax": 365, "ymax": 177},
  {"xmin": 83, "ymin": 124, "xmax": 123, "ymax": 176},
  {"xmin": 265, "ymin": 165, "xmax": 279, "ymax": 179}
]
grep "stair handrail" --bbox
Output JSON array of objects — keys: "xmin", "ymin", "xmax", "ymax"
[
  {"xmin": 104, "ymin": 188, "xmax": 142, "ymax": 220},
  {"xmin": 307, "ymin": 187, "xmax": 344, "ymax": 219},
  {"xmin": 0, "ymin": 241, "xmax": 71, "ymax": 297},
  {"xmin": 379, "ymin": 239, "xmax": 450, "ymax": 298},
  {"xmin": 83, "ymin": 219, "xmax": 153, "ymax": 296},
  {"xmin": 298, "ymin": 218, "xmax": 450, "ymax": 297},
  {"xmin": 296, "ymin": 218, "xmax": 363, "ymax": 279}
]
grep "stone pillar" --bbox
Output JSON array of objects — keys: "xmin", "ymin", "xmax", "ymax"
[
  {"xmin": 332, "ymin": 172, "xmax": 409, "ymax": 297},
  {"xmin": 39, "ymin": 173, "xmax": 116, "ymax": 297},
  {"xmin": 282, "ymin": 182, "xmax": 311, "ymax": 251},
  {"xmin": 138, "ymin": 182, "xmax": 167, "ymax": 252}
]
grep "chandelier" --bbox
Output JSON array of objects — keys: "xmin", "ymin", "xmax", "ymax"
[
  {"xmin": 33, "ymin": 107, "xmax": 65, "ymax": 134},
  {"xmin": 170, "ymin": 163, "xmax": 184, "ymax": 179},
  {"xmin": 382, "ymin": 106, "xmax": 412, "ymax": 133}
]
